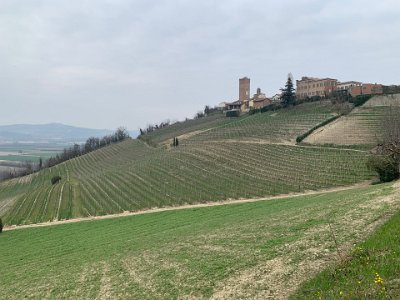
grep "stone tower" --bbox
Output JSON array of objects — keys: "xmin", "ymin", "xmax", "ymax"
[{"xmin": 239, "ymin": 77, "xmax": 250, "ymax": 101}]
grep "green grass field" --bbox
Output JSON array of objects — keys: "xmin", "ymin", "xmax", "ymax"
[
  {"xmin": 293, "ymin": 183, "xmax": 400, "ymax": 299},
  {"xmin": 0, "ymin": 143, "xmax": 63, "ymax": 163},
  {"xmin": 0, "ymin": 182, "xmax": 398, "ymax": 299}
]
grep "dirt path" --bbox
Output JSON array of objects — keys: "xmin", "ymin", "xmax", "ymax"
[{"xmin": 4, "ymin": 181, "xmax": 372, "ymax": 232}]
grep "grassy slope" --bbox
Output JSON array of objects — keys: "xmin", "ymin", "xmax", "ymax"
[
  {"xmin": 0, "ymin": 183, "xmax": 398, "ymax": 299},
  {"xmin": 293, "ymin": 184, "xmax": 400, "ymax": 299}
]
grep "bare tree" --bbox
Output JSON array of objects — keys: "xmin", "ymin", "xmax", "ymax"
[
  {"xmin": 368, "ymin": 107, "xmax": 400, "ymax": 182},
  {"xmin": 378, "ymin": 107, "xmax": 400, "ymax": 159}
]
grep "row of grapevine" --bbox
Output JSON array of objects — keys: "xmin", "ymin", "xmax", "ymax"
[{"xmin": 0, "ymin": 138, "xmax": 373, "ymax": 225}]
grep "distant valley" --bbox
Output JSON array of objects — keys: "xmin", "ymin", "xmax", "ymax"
[{"xmin": 0, "ymin": 123, "xmax": 116, "ymax": 144}]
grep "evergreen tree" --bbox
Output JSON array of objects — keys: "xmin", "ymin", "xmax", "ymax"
[
  {"xmin": 175, "ymin": 137, "xmax": 179, "ymax": 147},
  {"xmin": 0, "ymin": 218, "xmax": 3, "ymax": 233},
  {"xmin": 204, "ymin": 105, "xmax": 210, "ymax": 116},
  {"xmin": 280, "ymin": 73, "xmax": 296, "ymax": 107}
]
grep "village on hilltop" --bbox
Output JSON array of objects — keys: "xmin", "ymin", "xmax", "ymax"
[{"xmin": 222, "ymin": 75, "xmax": 400, "ymax": 115}]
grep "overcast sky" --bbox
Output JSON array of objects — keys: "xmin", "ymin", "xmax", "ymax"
[{"xmin": 1, "ymin": 0, "xmax": 400, "ymax": 130}]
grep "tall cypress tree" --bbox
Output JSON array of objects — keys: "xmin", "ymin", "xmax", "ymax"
[{"xmin": 280, "ymin": 73, "xmax": 296, "ymax": 107}]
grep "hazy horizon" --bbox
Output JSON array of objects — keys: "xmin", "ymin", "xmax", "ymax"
[{"xmin": 1, "ymin": 0, "xmax": 400, "ymax": 130}]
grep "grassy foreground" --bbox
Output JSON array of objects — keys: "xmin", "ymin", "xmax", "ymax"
[
  {"xmin": 292, "ymin": 187, "xmax": 400, "ymax": 299},
  {"xmin": 0, "ymin": 183, "xmax": 398, "ymax": 299}
]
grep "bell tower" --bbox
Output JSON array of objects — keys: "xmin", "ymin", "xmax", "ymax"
[{"xmin": 239, "ymin": 77, "xmax": 250, "ymax": 101}]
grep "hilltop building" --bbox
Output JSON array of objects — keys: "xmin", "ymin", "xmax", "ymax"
[
  {"xmin": 225, "ymin": 77, "xmax": 252, "ymax": 113},
  {"xmin": 239, "ymin": 77, "xmax": 250, "ymax": 101},
  {"xmin": 225, "ymin": 78, "xmax": 272, "ymax": 114},
  {"xmin": 226, "ymin": 100, "xmax": 242, "ymax": 111},
  {"xmin": 296, "ymin": 76, "xmax": 385, "ymax": 99},
  {"xmin": 349, "ymin": 83, "xmax": 383, "ymax": 97},
  {"xmin": 337, "ymin": 81, "xmax": 362, "ymax": 91},
  {"xmin": 271, "ymin": 93, "xmax": 282, "ymax": 103},
  {"xmin": 249, "ymin": 88, "xmax": 272, "ymax": 109},
  {"xmin": 296, "ymin": 77, "xmax": 338, "ymax": 100}
]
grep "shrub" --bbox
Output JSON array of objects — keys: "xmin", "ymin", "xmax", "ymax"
[
  {"xmin": 225, "ymin": 110, "xmax": 240, "ymax": 117},
  {"xmin": 350, "ymin": 95, "xmax": 373, "ymax": 107},
  {"xmin": 249, "ymin": 108, "xmax": 260, "ymax": 115},
  {"xmin": 51, "ymin": 176, "xmax": 62, "ymax": 185},
  {"xmin": 367, "ymin": 155, "xmax": 399, "ymax": 182}
]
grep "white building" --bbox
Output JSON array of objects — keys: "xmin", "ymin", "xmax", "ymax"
[{"xmin": 337, "ymin": 81, "xmax": 362, "ymax": 91}]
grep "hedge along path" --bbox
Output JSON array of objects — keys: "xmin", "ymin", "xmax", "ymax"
[{"xmin": 3, "ymin": 180, "xmax": 372, "ymax": 232}]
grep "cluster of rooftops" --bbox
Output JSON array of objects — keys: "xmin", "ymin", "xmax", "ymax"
[{"xmin": 222, "ymin": 76, "xmax": 384, "ymax": 113}]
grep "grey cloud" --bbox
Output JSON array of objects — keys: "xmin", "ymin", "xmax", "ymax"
[{"xmin": 0, "ymin": 0, "xmax": 400, "ymax": 130}]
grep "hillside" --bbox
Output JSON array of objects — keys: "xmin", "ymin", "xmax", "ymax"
[
  {"xmin": 304, "ymin": 94, "xmax": 400, "ymax": 145},
  {"xmin": 140, "ymin": 112, "xmax": 237, "ymax": 146},
  {"xmin": 0, "ymin": 101, "xmax": 375, "ymax": 226},
  {"xmin": 0, "ymin": 182, "xmax": 398, "ymax": 299},
  {"xmin": 145, "ymin": 101, "xmax": 336, "ymax": 146},
  {"xmin": 0, "ymin": 139, "xmax": 372, "ymax": 226}
]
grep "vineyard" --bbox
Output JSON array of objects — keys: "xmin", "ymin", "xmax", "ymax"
[
  {"xmin": 304, "ymin": 94, "xmax": 400, "ymax": 145},
  {"xmin": 0, "ymin": 138, "xmax": 373, "ymax": 226},
  {"xmin": 142, "ymin": 112, "xmax": 237, "ymax": 145},
  {"xmin": 144, "ymin": 101, "xmax": 337, "ymax": 146},
  {"xmin": 184, "ymin": 101, "xmax": 336, "ymax": 144},
  {"xmin": 0, "ymin": 100, "xmax": 380, "ymax": 226}
]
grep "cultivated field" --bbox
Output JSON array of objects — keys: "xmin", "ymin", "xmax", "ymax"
[
  {"xmin": 0, "ymin": 143, "xmax": 63, "ymax": 163},
  {"xmin": 186, "ymin": 101, "xmax": 336, "ymax": 144},
  {"xmin": 304, "ymin": 94, "xmax": 400, "ymax": 145},
  {"xmin": 0, "ymin": 98, "xmax": 398, "ymax": 299},
  {"xmin": 145, "ymin": 101, "xmax": 336, "ymax": 146},
  {"xmin": 0, "ymin": 139, "xmax": 373, "ymax": 226},
  {"xmin": 143, "ymin": 112, "xmax": 237, "ymax": 146},
  {"xmin": 0, "ymin": 101, "xmax": 377, "ymax": 226},
  {"xmin": 0, "ymin": 182, "xmax": 398, "ymax": 299}
]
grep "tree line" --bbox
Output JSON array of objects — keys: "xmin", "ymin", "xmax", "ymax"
[
  {"xmin": 139, "ymin": 105, "xmax": 222, "ymax": 136},
  {"xmin": 45, "ymin": 127, "xmax": 130, "ymax": 168}
]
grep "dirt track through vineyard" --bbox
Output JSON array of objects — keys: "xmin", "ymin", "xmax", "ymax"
[{"xmin": 4, "ymin": 181, "xmax": 371, "ymax": 232}]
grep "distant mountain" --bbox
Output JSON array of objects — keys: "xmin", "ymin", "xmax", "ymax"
[{"xmin": 0, "ymin": 123, "xmax": 115, "ymax": 143}]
